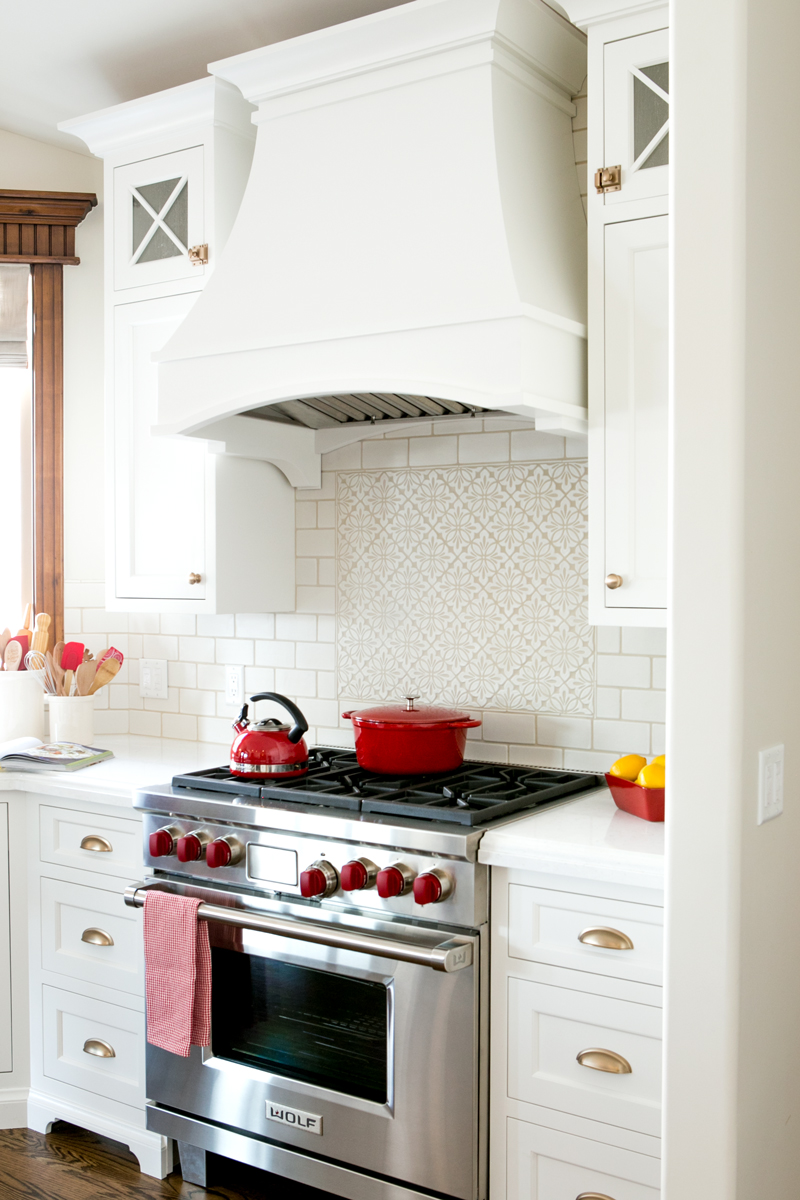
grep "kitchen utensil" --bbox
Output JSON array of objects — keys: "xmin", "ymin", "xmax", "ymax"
[
  {"xmin": 7, "ymin": 635, "xmax": 28, "ymax": 670},
  {"xmin": 76, "ymin": 661, "xmax": 96, "ymax": 696},
  {"xmin": 604, "ymin": 773, "xmax": 665, "ymax": 822},
  {"xmin": 87, "ymin": 657, "xmax": 121, "ymax": 694},
  {"xmin": 83, "ymin": 648, "xmax": 94, "ymax": 662},
  {"xmin": 3, "ymin": 642, "xmax": 22, "ymax": 672},
  {"xmin": 61, "ymin": 642, "xmax": 84, "ymax": 696},
  {"xmin": 49, "ymin": 695, "xmax": 94, "ymax": 744},
  {"xmin": 31, "ymin": 613, "xmax": 51, "ymax": 654},
  {"xmin": 18, "ymin": 603, "xmax": 33, "ymax": 639},
  {"xmin": 342, "ymin": 696, "xmax": 482, "ymax": 774},
  {"xmin": 0, "ymin": 630, "xmax": 10, "ymax": 663},
  {"xmin": 24, "ymin": 650, "xmax": 57, "ymax": 694},
  {"xmin": 230, "ymin": 692, "xmax": 309, "ymax": 778},
  {"xmin": 97, "ymin": 646, "xmax": 124, "ymax": 668}
]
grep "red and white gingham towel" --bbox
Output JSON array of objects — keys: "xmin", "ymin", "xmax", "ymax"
[{"xmin": 143, "ymin": 891, "xmax": 211, "ymax": 1057}]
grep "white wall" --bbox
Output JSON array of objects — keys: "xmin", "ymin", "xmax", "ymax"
[
  {"xmin": 0, "ymin": 129, "xmax": 104, "ymax": 583},
  {"xmin": 665, "ymin": 0, "xmax": 800, "ymax": 1195}
]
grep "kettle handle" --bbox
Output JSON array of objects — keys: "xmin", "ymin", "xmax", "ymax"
[{"xmin": 249, "ymin": 692, "xmax": 309, "ymax": 746}]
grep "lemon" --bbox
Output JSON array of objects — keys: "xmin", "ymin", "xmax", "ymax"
[
  {"xmin": 609, "ymin": 754, "xmax": 647, "ymax": 781},
  {"xmin": 636, "ymin": 762, "xmax": 665, "ymax": 789},
  {"xmin": 651, "ymin": 755, "xmax": 665, "ymax": 766}
]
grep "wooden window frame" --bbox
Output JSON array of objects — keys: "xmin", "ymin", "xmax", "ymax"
[{"xmin": 0, "ymin": 190, "xmax": 97, "ymax": 651}]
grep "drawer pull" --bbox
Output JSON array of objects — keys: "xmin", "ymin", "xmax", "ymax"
[
  {"xmin": 80, "ymin": 835, "xmax": 112, "ymax": 853},
  {"xmin": 576, "ymin": 1048, "xmax": 632, "ymax": 1074},
  {"xmin": 83, "ymin": 1038, "xmax": 115, "ymax": 1059},
  {"xmin": 578, "ymin": 926, "xmax": 634, "ymax": 951},
  {"xmin": 577, "ymin": 1194, "xmax": 617, "ymax": 1199},
  {"xmin": 81, "ymin": 928, "xmax": 114, "ymax": 947}
]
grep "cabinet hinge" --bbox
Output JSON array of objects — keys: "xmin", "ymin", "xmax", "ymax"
[
  {"xmin": 188, "ymin": 243, "xmax": 209, "ymax": 265},
  {"xmin": 594, "ymin": 165, "xmax": 622, "ymax": 194}
]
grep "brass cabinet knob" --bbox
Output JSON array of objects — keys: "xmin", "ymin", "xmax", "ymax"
[
  {"xmin": 189, "ymin": 572, "xmax": 202, "ymax": 585},
  {"xmin": 578, "ymin": 926, "xmax": 634, "ymax": 951},
  {"xmin": 81, "ymin": 928, "xmax": 114, "ymax": 947},
  {"xmin": 80, "ymin": 835, "xmax": 112, "ymax": 853},
  {"xmin": 605, "ymin": 573, "xmax": 623, "ymax": 590},
  {"xmin": 83, "ymin": 1039, "xmax": 115, "ymax": 1058},
  {"xmin": 576, "ymin": 1048, "xmax": 632, "ymax": 1074}
]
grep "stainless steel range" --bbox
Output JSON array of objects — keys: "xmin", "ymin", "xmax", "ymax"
[{"xmin": 129, "ymin": 749, "xmax": 601, "ymax": 1200}]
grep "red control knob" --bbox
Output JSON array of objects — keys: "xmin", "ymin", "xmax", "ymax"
[
  {"xmin": 177, "ymin": 834, "xmax": 203, "ymax": 863},
  {"xmin": 149, "ymin": 829, "xmax": 175, "ymax": 858},
  {"xmin": 413, "ymin": 873, "xmax": 443, "ymax": 906},
  {"xmin": 341, "ymin": 861, "xmax": 368, "ymax": 891},
  {"xmin": 206, "ymin": 839, "xmax": 232, "ymax": 869},
  {"xmin": 300, "ymin": 868, "xmax": 328, "ymax": 898},
  {"xmin": 377, "ymin": 865, "xmax": 414, "ymax": 899}
]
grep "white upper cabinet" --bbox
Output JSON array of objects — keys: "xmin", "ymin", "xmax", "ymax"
[{"xmin": 602, "ymin": 27, "xmax": 669, "ymax": 210}]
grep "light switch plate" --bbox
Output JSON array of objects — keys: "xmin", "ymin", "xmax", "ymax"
[
  {"xmin": 758, "ymin": 745, "xmax": 784, "ymax": 824},
  {"xmin": 225, "ymin": 664, "xmax": 244, "ymax": 706},
  {"xmin": 139, "ymin": 658, "xmax": 169, "ymax": 700}
]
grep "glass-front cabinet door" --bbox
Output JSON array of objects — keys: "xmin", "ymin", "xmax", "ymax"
[
  {"xmin": 603, "ymin": 28, "xmax": 669, "ymax": 208},
  {"xmin": 113, "ymin": 146, "xmax": 205, "ymax": 290}
]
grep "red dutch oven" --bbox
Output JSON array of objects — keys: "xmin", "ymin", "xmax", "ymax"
[{"xmin": 342, "ymin": 696, "xmax": 481, "ymax": 775}]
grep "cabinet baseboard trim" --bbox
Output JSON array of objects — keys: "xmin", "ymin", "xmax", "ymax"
[
  {"xmin": 27, "ymin": 1090, "xmax": 173, "ymax": 1179},
  {"xmin": 0, "ymin": 1087, "xmax": 29, "ymax": 1129}
]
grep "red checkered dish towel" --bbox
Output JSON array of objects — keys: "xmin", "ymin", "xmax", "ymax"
[{"xmin": 143, "ymin": 891, "xmax": 211, "ymax": 1056}]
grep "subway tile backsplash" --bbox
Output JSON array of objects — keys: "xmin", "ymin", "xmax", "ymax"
[{"xmin": 66, "ymin": 422, "xmax": 666, "ymax": 771}]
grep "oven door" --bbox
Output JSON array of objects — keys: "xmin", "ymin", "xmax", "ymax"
[{"xmin": 142, "ymin": 881, "xmax": 484, "ymax": 1200}]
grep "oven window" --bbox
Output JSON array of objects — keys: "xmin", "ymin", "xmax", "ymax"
[{"xmin": 211, "ymin": 949, "xmax": 388, "ymax": 1104}]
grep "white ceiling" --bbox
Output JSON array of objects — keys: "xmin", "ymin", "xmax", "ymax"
[{"xmin": 1, "ymin": 0, "xmax": 410, "ymax": 154}]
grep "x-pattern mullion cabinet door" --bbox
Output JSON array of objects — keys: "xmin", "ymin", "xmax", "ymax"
[
  {"xmin": 113, "ymin": 147, "xmax": 205, "ymax": 291},
  {"xmin": 603, "ymin": 27, "xmax": 669, "ymax": 211}
]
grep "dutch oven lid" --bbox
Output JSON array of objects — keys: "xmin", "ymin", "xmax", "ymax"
[{"xmin": 342, "ymin": 696, "xmax": 481, "ymax": 729}]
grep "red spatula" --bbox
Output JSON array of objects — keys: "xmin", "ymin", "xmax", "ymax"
[{"xmin": 61, "ymin": 642, "xmax": 84, "ymax": 696}]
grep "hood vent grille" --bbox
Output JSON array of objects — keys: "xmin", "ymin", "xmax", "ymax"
[{"xmin": 249, "ymin": 393, "xmax": 485, "ymax": 430}]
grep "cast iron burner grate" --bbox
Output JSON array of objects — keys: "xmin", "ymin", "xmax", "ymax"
[{"xmin": 172, "ymin": 748, "xmax": 602, "ymax": 825}]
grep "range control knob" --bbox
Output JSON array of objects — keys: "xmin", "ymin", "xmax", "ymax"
[
  {"xmin": 413, "ymin": 869, "xmax": 454, "ymax": 906},
  {"xmin": 376, "ymin": 863, "xmax": 415, "ymax": 899},
  {"xmin": 176, "ymin": 830, "xmax": 211, "ymax": 863},
  {"xmin": 300, "ymin": 859, "xmax": 339, "ymax": 899},
  {"xmin": 340, "ymin": 858, "xmax": 378, "ymax": 892},
  {"xmin": 206, "ymin": 837, "xmax": 243, "ymax": 869},
  {"xmin": 149, "ymin": 826, "xmax": 181, "ymax": 858}
]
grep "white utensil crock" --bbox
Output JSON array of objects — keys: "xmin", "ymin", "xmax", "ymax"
[
  {"xmin": 48, "ymin": 696, "xmax": 94, "ymax": 745},
  {"xmin": 0, "ymin": 672, "xmax": 46, "ymax": 741}
]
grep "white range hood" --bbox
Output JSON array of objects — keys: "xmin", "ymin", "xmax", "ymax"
[{"xmin": 155, "ymin": 0, "xmax": 588, "ymax": 475}]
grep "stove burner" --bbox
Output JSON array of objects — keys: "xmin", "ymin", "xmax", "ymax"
[{"xmin": 172, "ymin": 749, "xmax": 602, "ymax": 826}]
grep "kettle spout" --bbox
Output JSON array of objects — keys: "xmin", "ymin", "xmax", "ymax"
[{"xmin": 232, "ymin": 703, "xmax": 249, "ymax": 734}]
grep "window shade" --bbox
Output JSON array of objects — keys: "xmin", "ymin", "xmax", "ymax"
[{"xmin": 0, "ymin": 264, "xmax": 30, "ymax": 367}]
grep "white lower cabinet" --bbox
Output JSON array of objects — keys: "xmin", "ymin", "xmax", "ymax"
[
  {"xmin": 0, "ymin": 805, "xmax": 11, "ymax": 1074},
  {"xmin": 40, "ymin": 877, "xmax": 144, "ymax": 996},
  {"xmin": 508, "ymin": 1118, "xmax": 660, "ymax": 1200},
  {"xmin": 42, "ymin": 985, "xmax": 144, "ymax": 1108}
]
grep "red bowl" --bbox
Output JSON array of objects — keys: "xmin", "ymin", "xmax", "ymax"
[{"xmin": 605, "ymin": 774, "xmax": 665, "ymax": 822}]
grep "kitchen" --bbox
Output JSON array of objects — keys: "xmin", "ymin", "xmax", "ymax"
[{"xmin": 0, "ymin": 0, "xmax": 796, "ymax": 1197}]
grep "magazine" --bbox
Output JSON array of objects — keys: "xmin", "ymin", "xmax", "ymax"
[{"xmin": 0, "ymin": 737, "xmax": 113, "ymax": 772}]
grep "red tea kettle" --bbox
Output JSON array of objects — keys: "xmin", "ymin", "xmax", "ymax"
[{"xmin": 230, "ymin": 692, "xmax": 309, "ymax": 779}]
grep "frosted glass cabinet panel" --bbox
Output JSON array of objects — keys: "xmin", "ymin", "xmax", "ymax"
[
  {"xmin": 603, "ymin": 28, "xmax": 669, "ymax": 208},
  {"xmin": 113, "ymin": 147, "xmax": 205, "ymax": 290},
  {"xmin": 603, "ymin": 215, "xmax": 668, "ymax": 611}
]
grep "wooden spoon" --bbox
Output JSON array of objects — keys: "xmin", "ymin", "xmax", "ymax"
[
  {"xmin": 3, "ymin": 642, "xmax": 22, "ymax": 672},
  {"xmin": 20, "ymin": 603, "xmax": 33, "ymax": 637},
  {"xmin": 88, "ymin": 657, "xmax": 121, "ymax": 695},
  {"xmin": 32, "ymin": 613, "xmax": 51, "ymax": 654},
  {"xmin": 0, "ymin": 629, "xmax": 10, "ymax": 663},
  {"xmin": 76, "ymin": 661, "xmax": 96, "ymax": 697}
]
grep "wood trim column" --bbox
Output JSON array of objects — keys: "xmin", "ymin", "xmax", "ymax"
[{"xmin": 30, "ymin": 264, "xmax": 64, "ymax": 650}]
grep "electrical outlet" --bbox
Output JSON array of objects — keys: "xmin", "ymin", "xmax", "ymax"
[
  {"xmin": 139, "ymin": 658, "xmax": 169, "ymax": 700},
  {"xmin": 225, "ymin": 664, "xmax": 244, "ymax": 706},
  {"xmin": 758, "ymin": 745, "xmax": 784, "ymax": 824}
]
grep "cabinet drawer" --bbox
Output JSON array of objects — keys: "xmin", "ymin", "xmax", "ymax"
[
  {"xmin": 508, "ymin": 977, "xmax": 662, "ymax": 1136},
  {"xmin": 40, "ymin": 806, "xmax": 142, "ymax": 879},
  {"xmin": 508, "ymin": 1117, "xmax": 659, "ymax": 1199},
  {"xmin": 41, "ymin": 877, "xmax": 143, "ymax": 997},
  {"xmin": 43, "ymin": 985, "xmax": 144, "ymax": 1108},
  {"xmin": 509, "ymin": 884, "xmax": 663, "ymax": 985}
]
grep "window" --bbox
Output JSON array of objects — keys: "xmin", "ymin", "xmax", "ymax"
[{"xmin": 0, "ymin": 266, "xmax": 32, "ymax": 626}]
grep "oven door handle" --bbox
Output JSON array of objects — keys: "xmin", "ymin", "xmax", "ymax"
[{"xmin": 124, "ymin": 881, "xmax": 473, "ymax": 973}]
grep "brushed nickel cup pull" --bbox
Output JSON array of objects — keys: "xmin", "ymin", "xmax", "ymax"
[
  {"xmin": 189, "ymin": 572, "xmax": 201, "ymax": 585},
  {"xmin": 578, "ymin": 926, "xmax": 634, "ymax": 951},
  {"xmin": 577, "ymin": 1048, "xmax": 632, "ymax": 1074},
  {"xmin": 80, "ymin": 835, "xmax": 112, "ymax": 853},
  {"xmin": 576, "ymin": 1193, "xmax": 617, "ymax": 1199},
  {"xmin": 605, "ymin": 573, "xmax": 623, "ymax": 590},
  {"xmin": 81, "ymin": 928, "xmax": 114, "ymax": 947},
  {"xmin": 83, "ymin": 1038, "xmax": 115, "ymax": 1058}
]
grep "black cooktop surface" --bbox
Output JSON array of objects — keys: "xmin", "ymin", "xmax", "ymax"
[{"xmin": 172, "ymin": 747, "xmax": 602, "ymax": 826}]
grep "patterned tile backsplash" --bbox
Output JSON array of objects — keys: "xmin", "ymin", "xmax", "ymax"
[{"xmin": 64, "ymin": 421, "xmax": 666, "ymax": 771}]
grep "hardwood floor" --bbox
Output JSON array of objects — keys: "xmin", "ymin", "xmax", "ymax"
[{"xmin": 0, "ymin": 1122, "xmax": 333, "ymax": 1199}]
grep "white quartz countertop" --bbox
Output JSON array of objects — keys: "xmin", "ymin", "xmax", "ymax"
[
  {"xmin": 0, "ymin": 735, "xmax": 226, "ymax": 808},
  {"xmin": 478, "ymin": 787, "xmax": 665, "ymax": 890}
]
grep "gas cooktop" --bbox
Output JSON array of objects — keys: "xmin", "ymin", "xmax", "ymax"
[{"xmin": 172, "ymin": 746, "xmax": 602, "ymax": 827}]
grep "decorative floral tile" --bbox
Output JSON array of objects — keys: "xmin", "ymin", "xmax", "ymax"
[{"xmin": 337, "ymin": 462, "xmax": 594, "ymax": 715}]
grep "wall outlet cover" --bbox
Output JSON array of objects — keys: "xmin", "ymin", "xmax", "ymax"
[
  {"xmin": 758, "ymin": 745, "xmax": 784, "ymax": 824},
  {"xmin": 225, "ymin": 664, "xmax": 244, "ymax": 706},
  {"xmin": 139, "ymin": 658, "xmax": 169, "ymax": 700}
]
